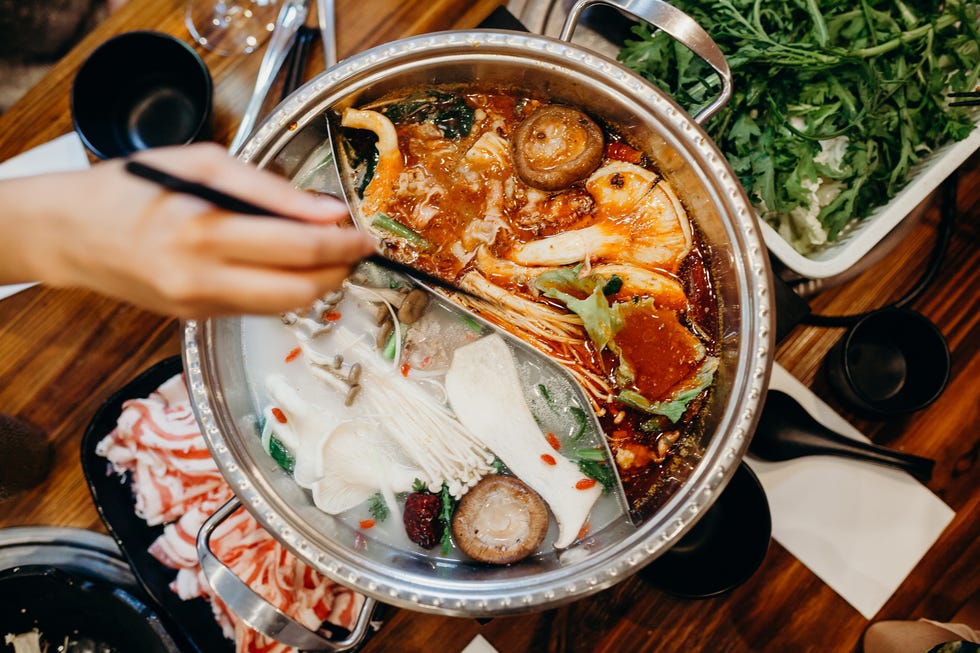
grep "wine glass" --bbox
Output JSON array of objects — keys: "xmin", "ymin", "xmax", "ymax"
[{"xmin": 185, "ymin": 0, "xmax": 282, "ymax": 56}]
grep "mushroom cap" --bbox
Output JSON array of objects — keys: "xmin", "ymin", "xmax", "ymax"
[
  {"xmin": 511, "ymin": 104, "xmax": 605, "ymax": 191},
  {"xmin": 396, "ymin": 288, "xmax": 430, "ymax": 325},
  {"xmin": 451, "ymin": 474, "xmax": 550, "ymax": 565}
]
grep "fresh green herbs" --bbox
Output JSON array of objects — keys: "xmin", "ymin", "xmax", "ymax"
[
  {"xmin": 576, "ymin": 448, "xmax": 617, "ymax": 492},
  {"xmin": 268, "ymin": 435, "xmax": 295, "ymax": 474},
  {"xmin": 536, "ymin": 384, "xmax": 588, "ymax": 441},
  {"xmin": 368, "ymin": 492, "xmax": 390, "ymax": 522},
  {"xmin": 568, "ymin": 406, "xmax": 587, "ymax": 440},
  {"xmin": 536, "ymin": 266, "xmax": 624, "ymax": 352},
  {"xmin": 381, "ymin": 92, "xmax": 476, "ymax": 139},
  {"xmin": 537, "ymin": 383, "xmax": 555, "ymax": 408},
  {"xmin": 439, "ymin": 482, "xmax": 456, "ymax": 554},
  {"xmin": 619, "ymin": 0, "xmax": 979, "ymax": 252},
  {"xmin": 601, "ymin": 274, "xmax": 623, "ymax": 296}
]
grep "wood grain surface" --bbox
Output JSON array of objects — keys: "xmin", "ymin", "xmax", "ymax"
[{"xmin": 0, "ymin": 1, "xmax": 976, "ymax": 651}]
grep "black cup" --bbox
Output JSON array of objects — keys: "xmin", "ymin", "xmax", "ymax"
[
  {"xmin": 640, "ymin": 462, "xmax": 771, "ymax": 598},
  {"xmin": 71, "ymin": 31, "xmax": 213, "ymax": 159},
  {"xmin": 825, "ymin": 307, "xmax": 950, "ymax": 418}
]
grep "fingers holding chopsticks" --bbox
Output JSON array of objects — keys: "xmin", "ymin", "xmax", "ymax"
[
  {"xmin": 0, "ymin": 142, "xmax": 376, "ymax": 318},
  {"xmin": 128, "ymin": 142, "xmax": 353, "ymax": 226},
  {"xmin": 175, "ymin": 215, "xmax": 376, "ymax": 270},
  {"xmin": 121, "ymin": 144, "xmax": 376, "ymax": 316}
]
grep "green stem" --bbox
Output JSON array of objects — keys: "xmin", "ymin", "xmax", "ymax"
[
  {"xmin": 372, "ymin": 213, "xmax": 431, "ymax": 249},
  {"xmin": 575, "ymin": 448, "xmax": 607, "ymax": 461},
  {"xmin": 853, "ymin": 13, "xmax": 959, "ymax": 58},
  {"xmin": 804, "ymin": 0, "xmax": 830, "ymax": 47}
]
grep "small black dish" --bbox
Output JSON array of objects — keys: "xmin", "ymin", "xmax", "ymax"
[
  {"xmin": 81, "ymin": 355, "xmax": 232, "ymax": 653},
  {"xmin": 640, "ymin": 461, "xmax": 771, "ymax": 599},
  {"xmin": 71, "ymin": 31, "xmax": 213, "ymax": 159},
  {"xmin": 825, "ymin": 307, "xmax": 950, "ymax": 418},
  {"xmin": 0, "ymin": 564, "xmax": 181, "ymax": 652}
]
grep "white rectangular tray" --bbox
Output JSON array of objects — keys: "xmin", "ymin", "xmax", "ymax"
[{"xmin": 763, "ymin": 122, "xmax": 980, "ymax": 279}]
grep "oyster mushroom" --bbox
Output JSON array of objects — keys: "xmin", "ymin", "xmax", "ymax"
[
  {"xmin": 451, "ymin": 474, "xmax": 549, "ymax": 564},
  {"xmin": 512, "ymin": 104, "xmax": 604, "ymax": 191}
]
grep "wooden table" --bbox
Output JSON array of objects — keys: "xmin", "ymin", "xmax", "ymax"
[{"xmin": 0, "ymin": 1, "xmax": 976, "ymax": 651}]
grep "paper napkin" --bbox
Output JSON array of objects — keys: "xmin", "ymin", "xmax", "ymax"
[
  {"xmin": 746, "ymin": 364, "xmax": 955, "ymax": 619},
  {"xmin": 0, "ymin": 132, "xmax": 91, "ymax": 301},
  {"xmin": 462, "ymin": 635, "xmax": 500, "ymax": 653}
]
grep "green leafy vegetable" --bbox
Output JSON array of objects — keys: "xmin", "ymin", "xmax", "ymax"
[
  {"xmin": 535, "ymin": 266, "xmax": 624, "ymax": 352},
  {"xmin": 439, "ymin": 482, "xmax": 457, "ymax": 554},
  {"xmin": 537, "ymin": 383, "xmax": 553, "ymax": 405},
  {"xmin": 368, "ymin": 493, "xmax": 390, "ymax": 522},
  {"xmin": 602, "ymin": 274, "xmax": 624, "ymax": 296},
  {"xmin": 381, "ymin": 92, "xmax": 476, "ymax": 139},
  {"xmin": 569, "ymin": 406, "xmax": 588, "ymax": 441},
  {"xmin": 268, "ymin": 435, "xmax": 295, "ymax": 474},
  {"xmin": 537, "ymin": 383, "xmax": 589, "ymax": 441},
  {"xmin": 457, "ymin": 312, "xmax": 485, "ymax": 334},
  {"xmin": 577, "ymin": 458, "xmax": 617, "ymax": 492},
  {"xmin": 618, "ymin": 0, "xmax": 979, "ymax": 252}
]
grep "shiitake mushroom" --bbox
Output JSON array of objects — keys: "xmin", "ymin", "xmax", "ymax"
[
  {"xmin": 450, "ymin": 474, "xmax": 549, "ymax": 565},
  {"xmin": 511, "ymin": 104, "xmax": 604, "ymax": 191}
]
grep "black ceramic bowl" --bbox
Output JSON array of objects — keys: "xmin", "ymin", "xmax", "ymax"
[
  {"xmin": 825, "ymin": 307, "xmax": 950, "ymax": 417},
  {"xmin": 640, "ymin": 461, "xmax": 771, "ymax": 599},
  {"xmin": 0, "ymin": 564, "xmax": 181, "ymax": 652},
  {"xmin": 71, "ymin": 31, "xmax": 212, "ymax": 159}
]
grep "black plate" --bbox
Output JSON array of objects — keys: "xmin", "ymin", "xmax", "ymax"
[
  {"xmin": 639, "ymin": 461, "xmax": 772, "ymax": 598},
  {"xmin": 81, "ymin": 355, "xmax": 232, "ymax": 653},
  {"xmin": 0, "ymin": 564, "xmax": 183, "ymax": 653}
]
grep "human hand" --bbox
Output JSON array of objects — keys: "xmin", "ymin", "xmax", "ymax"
[{"xmin": 0, "ymin": 143, "xmax": 376, "ymax": 318}]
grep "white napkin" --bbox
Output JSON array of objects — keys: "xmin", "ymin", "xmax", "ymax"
[
  {"xmin": 461, "ymin": 635, "xmax": 500, "ymax": 653},
  {"xmin": 0, "ymin": 132, "xmax": 91, "ymax": 301},
  {"xmin": 746, "ymin": 363, "xmax": 954, "ymax": 619}
]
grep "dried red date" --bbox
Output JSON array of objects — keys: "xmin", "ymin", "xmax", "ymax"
[{"xmin": 403, "ymin": 491, "xmax": 444, "ymax": 549}]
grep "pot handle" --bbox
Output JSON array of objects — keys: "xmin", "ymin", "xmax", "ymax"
[
  {"xmin": 197, "ymin": 497, "xmax": 378, "ymax": 651},
  {"xmin": 560, "ymin": 0, "xmax": 732, "ymax": 124}
]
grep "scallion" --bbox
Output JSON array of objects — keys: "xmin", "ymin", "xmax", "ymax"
[{"xmin": 372, "ymin": 213, "xmax": 431, "ymax": 249}]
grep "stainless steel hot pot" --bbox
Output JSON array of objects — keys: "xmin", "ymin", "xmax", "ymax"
[{"xmin": 182, "ymin": 0, "xmax": 774, "ymax": 647}]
